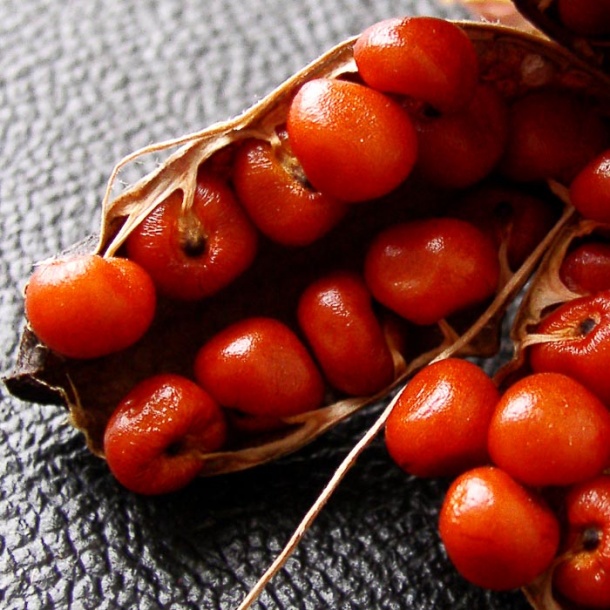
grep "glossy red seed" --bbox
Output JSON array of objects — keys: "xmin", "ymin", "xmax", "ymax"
[
  {"xmin": 354, "ymin": 16, "xmax": 478, "ymax": 114},
  {"xmin": 385, "ymin": 358, "xmax": 499, "ymax": 477},
  {"xmin": 194, "ymin": 317, "xmax": 325, "ymax": 418},
  {"xmin": 570, "ymin": 149, "xmax": 610, "ymax": 223},
  {"xmin": 125, "ymin": 172, "xmax": 258, "ymax": 301},
  {"xmin": 25, "ymin": 254, "xmax": 156, "ymax": 359},
  {"xmin": 364, "ymin": 217, "xmax": 500, "ymax": 326},
  {"xmin": 529, "ymin": 291, "xmax": 610, "ymax": 403},
  {"xmin": 412, "ymin": 83, "xmax": 508, "ymax": 189},
  {"xmin": 297, "ymin": 271, "xmax": 394, "ymax": 396},
  {"xmin": 439, "ymin": 466, "xmax": 560, "ymax": 591},
  {"xmin": 232, "ymin": 138, "xmax": 347, "ymax": 246},
  {"xmin": 553, "ymin": 475, "xmax": 610, "ymax": 609},
  {"xmin": 287, "ymin": 78, "xmax": 417, "ymax": 202},
  {"xmin": 104, "ymin": 374, "xmax": 227, "ymax": 495},
  {"xmin": 560, "ymin": 241, "xmax": 610, "ymax": 294},
  {"xmin": 488, "ymin": 372, "xmax": 610, "ymax": 487}
]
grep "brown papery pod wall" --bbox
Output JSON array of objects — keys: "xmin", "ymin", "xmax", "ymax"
[{"xmin": 4, "ymin": 3, "xmax": 610, "ymax": 610}]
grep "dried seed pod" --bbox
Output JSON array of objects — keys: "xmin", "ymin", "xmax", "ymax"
[
  {"xmin": 5, "ymin": 13, "xmax": 610, "ymax": 610},
  {"xmin": 4, "ymin": 23, "xmax": 609, "ymax": 481}
]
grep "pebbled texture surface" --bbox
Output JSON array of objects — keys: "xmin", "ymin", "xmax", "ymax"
[{"xmin": 0, "ymin": 1, "xmax": 532, "ymax": 609}]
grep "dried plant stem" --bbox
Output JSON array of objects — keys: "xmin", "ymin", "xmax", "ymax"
[
  {"xmin": 101, "ymin": 131, "xmax": 207, "ymax": 213},
  {"xmin": 235, "ymin": 395, "xmax": 399, "ymax": 610},
  {"xmin": 518, "ymin": 331, "xmax": 581, "ymax": 349}
]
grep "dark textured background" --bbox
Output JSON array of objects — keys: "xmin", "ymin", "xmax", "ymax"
[{"xmin": 1, "ymin": 1, "xmax": 532, "ymax": 608}]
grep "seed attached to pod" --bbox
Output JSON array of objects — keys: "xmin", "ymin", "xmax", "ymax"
[
  {"xmin": 126, "ymin": 171, "xmax": 258, "ymax": 301},
  {"xmin": 194, "ymin": 317, "xmax": 325, "ymax": 418},
  {"xmin": 354, "ymin": 16, "xmax": 479, "ymax": 114},
  {"xmin": 553, "ymin": 475, "xmax": 610, "ymax": 609},
  {"xmin": 297, "ymin": 270, "xmax": 395, "ymax": 397},
  {"xmin": 287, "ymin": 78, "xmax": 418, "ymax": 202},
  {"xmin": 364, "ymin": 217, "xmax": 500, "ymax": 326},
  {"xmin": 529, "ymin": 291, "xmax": 610, "ymax": 403},
  {"xmin": 411, "ymin": 83, "xmax": 509, "ymax": 189},
  {"xmin": 232, "ymin": 137, "xmax": 347, "ymax": 246},
  {"xmin": 25, "ymin": 253, "xmax": 156, "ymax": 359},
  {"xmin": 104, "ymin": 374, "xmax": 227, "ymax": 495}
]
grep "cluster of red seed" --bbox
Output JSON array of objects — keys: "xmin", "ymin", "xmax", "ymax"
[
  {"xmin": 22, "ymin": 15, "xmax": 610, "ymax": 607},
  {"xmin": 387, "ymin": 358, "xmax": 610, "ymax": 606}
]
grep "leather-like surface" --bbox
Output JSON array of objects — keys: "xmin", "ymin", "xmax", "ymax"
[{"xmin": 1, "ymin": 1, "xmax": 531, "ymax": 608}]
